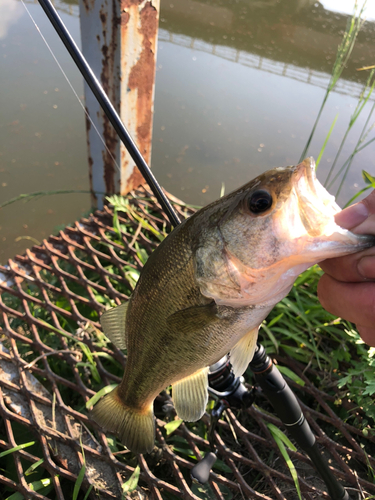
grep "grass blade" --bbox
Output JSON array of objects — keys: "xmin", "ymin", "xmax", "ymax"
[
  {"xmin": 0, "ymin": 442, "xmax": 36, "ymax": 458},
  {"xmin": 24, "ymin": 458, "xmax": 44, "ymax": 476},
  {"xmin": 73, "ymin": 464, "xmax": 86, "ymax": 500},
  {"xmin": 6, "ymin": 478, "xmax": 54, "ymax": 500},
  {"xmin": 165, "ymin": 419, "xmax": 183, "ymax": 435},
  {"xmin": 276, "ymin": 366, "xmax": 305, "ymax": 386},
  {"xmin": 267, "ymin": 423, "xmax": 302, "ymax": 500},
  {"xmin": 300, "ymin": 1, "xmax": 365, "ymax": 161},
  {"xmin": 122, "ymin": 465, "xmax": 140, "ymax": 496},
  {"xmin": 315, "ymin": 114, "xmax": 338, "ymax": 168},
  {"xmin": 86, "ymin": 383, "xmax": 118, "ymax": 409}
]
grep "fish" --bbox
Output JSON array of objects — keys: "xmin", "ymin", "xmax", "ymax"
[{"xmin": 92, "ymin": 157, "xmax": 374, "ymax": 454}]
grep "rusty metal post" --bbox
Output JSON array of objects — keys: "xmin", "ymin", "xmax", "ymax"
[{"xmin": 79, "ymin": 0, "xmax": 160, "ymax": 207}]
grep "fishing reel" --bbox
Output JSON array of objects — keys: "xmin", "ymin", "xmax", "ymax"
[
  {"xmin": 191, "ymin": 354, "xmax": 256, "ymax": 484},
  {"xmin": 191, "ymin": 345, "xmax": 350, "ymax": 500}
]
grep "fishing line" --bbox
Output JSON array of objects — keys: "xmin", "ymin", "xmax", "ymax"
[{"xmin": 20, "ymin": 0, "xmax": 121, "ymax": 175}]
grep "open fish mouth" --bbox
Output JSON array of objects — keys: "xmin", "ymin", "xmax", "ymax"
[
  {"xmin": 289, "ymin": 157, "xmax": 374, "ymax": 256},
  {"xmin": 292, "ymin": 157, "xmax": 341, "ymax": 237}
]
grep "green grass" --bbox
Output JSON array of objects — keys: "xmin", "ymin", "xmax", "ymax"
[{"xmin": 299, "ymin": 0, "xmax": 367, "ymax": 162}]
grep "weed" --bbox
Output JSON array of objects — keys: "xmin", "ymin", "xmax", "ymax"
[
  {"xmin": 266, "ymin": 423, "xmax": 302, "ymax": 500},
  {"xmin": 299, "ymin": 1, "xmax": 366, "ymax": 162}
]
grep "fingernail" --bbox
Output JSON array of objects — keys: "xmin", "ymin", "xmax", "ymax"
[
  {"xmin": 335, "ymin": 202, "xmax": 369, "ymax": 229},
  {"xmin": 358, "ymin": 256, "xmax": 375, "ymax": 279}
]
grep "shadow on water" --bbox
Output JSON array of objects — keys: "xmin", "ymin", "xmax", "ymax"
[{"xmin": 0, "ymin": 0, "xmax": 374, "ymax": 261}]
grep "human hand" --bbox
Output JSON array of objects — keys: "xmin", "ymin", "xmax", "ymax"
[{"xmin": 317, "ymin": 190, "xmax": 375, "ymax": 346}]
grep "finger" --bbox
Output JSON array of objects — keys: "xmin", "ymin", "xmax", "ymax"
[
  {"xmin": 319, "ymin": 247, "xmax": 375, "ymax": 282},
  {"xmin": 357, "ymin": 325, "xmax": 375, "ymax": 347},
  {"xmin": 319, "ymin": 191, "xmax": 375, "ymax": 282},
  {"xmin": 317, "ymin": 274, "xmax": 375, "ymax": 327},
  {"xmin": 334, "ymin": 189, "xmax": 375, "ymax": 230}
]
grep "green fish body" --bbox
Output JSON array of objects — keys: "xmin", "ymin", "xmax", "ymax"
[{"xmin": 92, "ymin": 159, "xmax": 374, "ymax": 453}]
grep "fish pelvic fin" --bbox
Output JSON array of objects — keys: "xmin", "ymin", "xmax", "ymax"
[
  {"xmin": 172, "ymin": 367, "xmax": 209, "ymax": 422},
  {"xmin": 230, "ymin": 326, "xmax": 259, "ymax": 378},
  {"xmin": 91, "ymin": 386, "xmax": 155, "ymax": 454},
  {"xmin": 100, "ymin": 302, "xmax": 128, "ymax": 350}
]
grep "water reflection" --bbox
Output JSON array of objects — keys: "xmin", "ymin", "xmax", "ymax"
[
  {"xmin": 0, "ymin": 0, "xmax": 374, "ymax": 261},
  {"xmin": 159, "ymin": 0, "xmax": 375, "ymax": 87},
  {"xmin": 0, "ymin": 0, "xmax": 24, "ymax": 40}
]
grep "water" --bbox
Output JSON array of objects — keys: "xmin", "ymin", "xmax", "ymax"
[{"xmin": 1, "ymin": 0, "xmax": 375, "ymax": 262}]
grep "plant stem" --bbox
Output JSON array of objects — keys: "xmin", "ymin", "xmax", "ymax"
[{"xmin": 0, "ymin": 189, "xmax": 104, "ymax": 209}]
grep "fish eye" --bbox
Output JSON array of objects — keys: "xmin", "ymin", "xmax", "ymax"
[{"xmin": 248, "ymin": 190, "xmax": 273, "ymax": 214}]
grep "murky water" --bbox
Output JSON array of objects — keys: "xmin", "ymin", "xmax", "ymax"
[{"xmin": 1, "ymin": 0, "xmax": 375, "ymax": 262}]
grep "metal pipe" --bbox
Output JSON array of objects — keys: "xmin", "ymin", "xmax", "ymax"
[{"xmin": 37, "ymin": 0, "xmax": 181, "ymax": 228}]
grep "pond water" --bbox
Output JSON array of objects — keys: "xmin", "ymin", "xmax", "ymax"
[{"xmin": 0, "ymin": 0, "xmax": 375, "ymax": 261}]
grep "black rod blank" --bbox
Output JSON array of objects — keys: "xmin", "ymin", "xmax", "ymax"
[{"xmin": 37, "ymin": 0, "xmax": 181, "ymax": 228}]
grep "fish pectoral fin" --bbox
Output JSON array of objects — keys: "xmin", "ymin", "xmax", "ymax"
[
  {"xmin": 166, "ymin": 302, "xmax": 219, "ymax": 335},
  {"xmin": 172, "ymin": 367, "xmax": 209, "ymax": 422},
  {"xmin": 100, "ymin": 302, "xmax": 129, "ymax": 350},
  {"xmin": 230, "ymin": 326, "xmax": 259, "ymax": 378}
]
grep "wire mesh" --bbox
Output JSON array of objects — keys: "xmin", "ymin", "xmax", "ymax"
[{"xmin": 0, "ymin": 187, "xmax": 374, "ymax": 499}]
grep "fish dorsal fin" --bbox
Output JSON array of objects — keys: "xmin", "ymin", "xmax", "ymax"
[
  {"xmin": 100, "ymin": 302, "xmax": 129, "ymax": 350},
  {"xmin": 167, "ymin": 303, "xmax": 219, "ymax": 335},
  {"xmin": 229, "ymin": 327, "xmax": 259, "ymax": 378},
  {"xmin": 172, "ymin": 367, "xmax": 209, "ymax": 422}
]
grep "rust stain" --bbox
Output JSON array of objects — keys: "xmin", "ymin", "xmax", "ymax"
[
  {"xmin": 121, "ymin": 0, "xmax": 145, "ymax": 9},
  {"xmin": 126, "ymin": 167, "xmax": 145, "ymax": 192},
  {"xmin": 124, "ymin": 1, "xmax": 158, "ymax": 191},
  {"xmin": 84, "ymin": 107, "xmax": 91, "ymax": 133},
  {"xmin": 81, "ymin": 0, "xmax": 96, "ymax": 14},
  {"xmin": 85, "ymin": 107, "xmax": 98, "ymax": 206},
  {"xmin": 99, "ymin": 1, "xmax": 121, "ymax": 195}
]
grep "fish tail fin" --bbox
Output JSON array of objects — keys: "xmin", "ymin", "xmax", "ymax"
[{"xmin": 91, "ymin": 387, "xmax": 155, "ymax": 454}]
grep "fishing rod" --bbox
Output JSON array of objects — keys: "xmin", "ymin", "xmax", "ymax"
[
  {"xmin": 192, "ymin": 348, "xmax": 350, "ymax": 500},
  {"xmin": 35, "ymin": 3, "xmax": 350, "ymax": 499},
  {"xmin": 36, "ymin": 0, "xmax": 181, "ymax": 229}
]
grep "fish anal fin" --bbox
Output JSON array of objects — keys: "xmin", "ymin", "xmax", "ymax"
[
  {"xmin": 100, "ymin": 302, "xmax": 128, "ymax": 350},
  {"xmin": 172, "ymin": 367, "xmax": 209, "ymax": 422},
  {"xmin": 91, "ymin": 386, "xmax": 155, "ymax": 454},
  {"xmin": 167, "ymin": 303, "xmax": 219, "ymax": 335},
  {"xmin": 230, "ymin": 327, "xmax": 259, "ymax": 378}
]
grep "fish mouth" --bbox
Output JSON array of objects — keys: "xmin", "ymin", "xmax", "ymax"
[
  {"xmin": 293, "ymin": 157, "xmax": 340, "ymax": 233},
  {"xmin": 289, "ymin": 157, "xmax": 374, "ymax": 258}
]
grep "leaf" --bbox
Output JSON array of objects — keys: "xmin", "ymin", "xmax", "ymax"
[
  {"xmin": 267, "ymin": 313, "xmax": 284, "ymax": 329},
  {"xmin": 363, "ymin": 381, "xmax": 375, "ymax": 396},
  {"xmin": 165, "ymin": 419, "xmax": 183, "ymax": 435},
  {"xmin": 76, "ymin": 361, "xmax": 101, "ymax": 383},
  {"xmin": 267, "ymin": 424, "xmax": 302, "ymax": 500},
  {"xmin": 6, "ymin": 478, "xmax": 54, "ymax": 500},
  {"xmin": 83, "ymin": 485, "xmax": 94, "ymax": 500},
  {"xmin": 337, "ymin": 374, "xmax": 352, "ymax": 389},
  {"xmin": 277, "ymin": 366, "xmax": 305, "ymax": 386},
  {"xmin": 73, "ymin": 464, "xmax": 86, "ymax": 500},
  {"xmin": 122, "ymin": 465, "xmax": 140, "ymax": 496},
  {"xmin": 315, "ymin": 114, "xmax": 338, "ymax": 168},
  {"xmin": 0, "ymin": 441, "xmax": 36, "ymax": 458},
  {"xmin": 24, "ymin": 458, "xmax": 44, "ymax": 476},
  {"xmin": 212, "ymin": 458, "xmax": 232, "ymax": 473},
  {"xmin": 261, "ymin": 324, "xmax": 279, "ymax": 353},
  {"xmin": 86, "ymin": 383, "xmax": 118, "ymax": 409},
  {"xmin": 267, "ymin": 423, "xmax": 296, "ymax": 451},
  {"xmin": 362, "ymin": 170, "xmax": 375, "ymax": 185}
]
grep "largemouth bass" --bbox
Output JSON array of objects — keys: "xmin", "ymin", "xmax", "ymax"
[{"xmin": 92, "ymin": 158, "xmax": 374, "ymax": 454}]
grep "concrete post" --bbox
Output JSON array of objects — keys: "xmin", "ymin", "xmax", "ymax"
[{"xmin": 79, "ymin": 0, "xmax": 160, "ymax": 207}]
